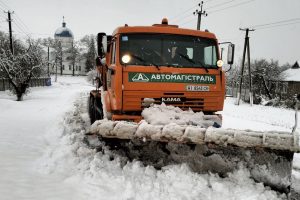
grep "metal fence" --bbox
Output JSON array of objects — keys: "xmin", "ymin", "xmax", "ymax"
[{"xmin": 0, "ymin": 77, "xmax": 51, "ymax": 91}]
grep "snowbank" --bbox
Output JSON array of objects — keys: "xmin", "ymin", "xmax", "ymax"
[
  {"xmin": 44, "ymin": 94, "xmax": 286, "ymax": 200},
  {"xmin": 92, "ymin": 103, "xmax": 300, "ymax": 152}
]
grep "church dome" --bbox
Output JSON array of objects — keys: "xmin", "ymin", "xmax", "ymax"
[{"xmin": 54, "ymin": 21, "xmax": 74, "ymax": 38}]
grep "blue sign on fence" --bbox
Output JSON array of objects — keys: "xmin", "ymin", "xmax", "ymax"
[{"xmin": 46, "ymin": 78, "xmax": 51, "ymax": 86}]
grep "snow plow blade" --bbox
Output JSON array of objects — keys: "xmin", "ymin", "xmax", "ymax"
[{"xmin": 88, "ymin": 120, "xmax": 300, "ymax": 193}]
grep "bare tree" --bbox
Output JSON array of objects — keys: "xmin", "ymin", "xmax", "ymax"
[
  {"xmin": 66, "ymin": 41, "xmax": 80, "ymax": 76},
  {"xmin": 80, "ymin": 35, "xmax": 96, "ymax": 72}
]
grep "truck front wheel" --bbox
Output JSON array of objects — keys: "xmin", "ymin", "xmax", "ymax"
[
  {"xmin": 88, "ymin": 95, "xmax": 96, "ymax": 124},
  {"xmin": 94, "ymin": 97, "xmax": 104, "ymax": 122}
]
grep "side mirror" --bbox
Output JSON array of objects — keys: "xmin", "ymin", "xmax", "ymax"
[
  {"xmin": 97, "ymin": 32, "xmax": 106, "ymax": 58},
  {"xmin": 102, "ymin": 35, "xmax": 107, "ymax": 53},
  {"xmin": 106, "ymin": 35, "xmax": 112, "ymax": 53},
  {"xmin": 227, "ymin": 43, "xmax": 235, "ymax": 65}
]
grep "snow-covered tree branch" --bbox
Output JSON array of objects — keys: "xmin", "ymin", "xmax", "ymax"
[{"xmin": 0, "ymin": 32, "xmax": 45, "ymax": 101}]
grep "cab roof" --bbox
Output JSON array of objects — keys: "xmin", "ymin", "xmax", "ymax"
[{"xmin": 112, "ymin": 19, "xmax": 217, "ymax": 40}]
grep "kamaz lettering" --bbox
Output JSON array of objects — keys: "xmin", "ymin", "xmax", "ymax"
[{"xmin": 162, "ymin": 97, "xmax": 182, "ymax": 102}]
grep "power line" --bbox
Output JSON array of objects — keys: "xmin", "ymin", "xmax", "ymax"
[
  {"xmin": 169, "ymin": 4, "xmax": 199, "ymax": 21},
  {"xmin": 169, "ymin": 0, "xmax": 215, "ymax": 22},
  {"xmin": 251, "ymin": 17, "xmax": 300, "ymax": 29},
  {"xmin": 0, "ymin": 0, "xmax": 9, "ymax": 10},
  {"xmin": 12, "ymin": 20, "xmax": 31, "ymax": 39},
  {"xmin": 206, "ymin": 0, "xmax": 237, "ymax": 10},
  {"xmin": 0, "ymin": 5, "xmax": 6, "ymax": 11},
  {"xmin": 14, "ymin": 13, "xmax": 32, "ymax": 34},
  {"xmin": 0, "ymin": 0, "xmax": 33, "ymax": 40},
  {"xmin": 205, "ymin": 0, "xmax": 215, "ymax": 3},
  {"xmin": 172, "ymin": 11, "xmax": 195, "ymax": 24},
  {"xmin": 179, "ymin": 0, "xmax": 255, "ymax": 26},
  {"xmin": 209, "ymin": 0, "xmax": 255, "ymax": 14},
  {"xmin": 173, "ymin": 0, "xmax": 237, "ymax": 24},
  {"xmin": 180, "ymin": 17, "xmax": 197, "ymax": 26},
  {"xmin": 255, "ymin": 21, "xmax": 300, "ymax": 31},
  {"xmin": 14, "ymin": 30, "xmax": 52, "ymax": 37}
]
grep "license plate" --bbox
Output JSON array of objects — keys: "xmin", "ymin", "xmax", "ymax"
[{"xmin": 186, "ymin": 85, "xmax": 209, "ymax": 91}]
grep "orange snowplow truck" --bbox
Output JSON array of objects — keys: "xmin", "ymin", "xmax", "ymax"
[{"xmin": 89, "ymin": 18, "xmax": 235, "ymax": 125}]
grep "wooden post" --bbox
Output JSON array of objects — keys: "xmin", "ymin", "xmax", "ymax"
[
  {"xmin": 247, "ymin": 36, "xmax": 253, "ymax": 106},
  {"xmin": 236, "ymin": 28, "xmax": 254, "ymax": 105},
  {"xmin": 235, "ymin": 30, "xmax": 248, "ymax": 105}
]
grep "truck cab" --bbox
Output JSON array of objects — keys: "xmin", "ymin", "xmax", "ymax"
[{"xmin": 89, "ymin": 19, "xmax": 234, "ymax": 123}]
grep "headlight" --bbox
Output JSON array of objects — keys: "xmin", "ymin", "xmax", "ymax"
[
  {"xmin": 217, "ymin": 60, "xmax": 224, "ymax": 68},
  {"xmin": 122, "ymin": 54, "xmax": 131, "ymax": 64}
]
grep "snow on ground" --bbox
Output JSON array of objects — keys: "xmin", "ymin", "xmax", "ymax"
[
  {"xmin": 222, "ymin": 97, "xmax": 299, "ymax": 132},
  {"xmin": 0, "ymin": 76, "xmax": 297, "ymax": 200},
  {"xmin": 0, "ymin": 76, "xmax": 92, "ymax": 200}
]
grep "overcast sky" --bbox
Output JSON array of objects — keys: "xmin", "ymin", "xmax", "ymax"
[{"xmin": 0, "ymin": 0, "xmax": 299, "ymax": 65}]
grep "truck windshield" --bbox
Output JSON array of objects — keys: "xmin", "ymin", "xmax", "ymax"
[{"xmin": 119, "ymin": 34, "xmax": 218, "ymax": 68}]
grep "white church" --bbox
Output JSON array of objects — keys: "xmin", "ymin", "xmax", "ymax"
[{"xmin": 50, "ymin": 18, "xmax": 86, "ymax": 76}]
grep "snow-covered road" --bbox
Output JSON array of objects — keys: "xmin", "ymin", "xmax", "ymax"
[
  {"xmin": 0, "ymin": 76, "xmax": 298, "ymax": 200},
  {"xmin": 0, "ymin": 77, "xmax": 92, "ymax": 200}
]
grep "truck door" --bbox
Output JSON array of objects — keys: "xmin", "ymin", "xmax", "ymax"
[{"xmin": 107, "ymin": 41, "xmax": 116, "ymax": 90}]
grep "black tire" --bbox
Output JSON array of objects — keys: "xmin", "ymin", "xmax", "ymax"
[
  {"xmin": 88, "ymin": 95, "xmax": 96, "ymax": 124},
  {"xmin": 94, "ymin": 96, "xmax": 104, "ymax": 121}
]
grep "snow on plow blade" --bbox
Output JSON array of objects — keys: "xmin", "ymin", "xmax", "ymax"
[{"xmin": 89, "ymin": 120, "xmax": 300, "ymax": 193}]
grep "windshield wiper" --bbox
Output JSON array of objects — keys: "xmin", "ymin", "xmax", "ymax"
[
  {"xmin": 178, "ymin": 53, "xmax": 195, "ymax": 64},
  {"xmin": 178, "ymin": 53, "xmax": 209, "ymax": 73},
  {"xmin": 151, "ymin": 63, "xmax": 160, "ymax": 70},
  {"xmin": 131, "ymin": 54, "xmax": 160, "ymax": 70}
]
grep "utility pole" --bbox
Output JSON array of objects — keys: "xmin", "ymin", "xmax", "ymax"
[
  {"xmin": 5, "ymin": 11, "xmax": 14, "ymax": 54},
  {"xmin": 47, "ymin": 46, "xmax": 50, "ymax": 77},
  {"xmin": 72, "ymin": 41, "xmax": 75, "ymax": 76},
  {"xmin": 236, "ymin": 28, "xmax": 255, "ymax": 106},
  {"xmin": 60, "ymin": 41, "xmax": 63, "ymax": 75},
  {"xmin": 55, "ymin": 63, "xmax": 58, "ymax": 82},
  {"xmin": 193, "ymin": 1, "xmax": 207, "ymax": 30}
]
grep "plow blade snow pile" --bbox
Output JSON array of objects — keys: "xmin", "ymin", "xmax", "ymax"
[
  {"xmin": 88, "ymin": 120, "xmax": 299, "ymax": 193},
  {"xmin": 87, "ymin": 105, "xmax": 300, "ymax": 195}
]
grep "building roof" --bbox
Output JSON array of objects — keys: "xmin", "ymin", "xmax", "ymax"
[
  {"xmin": 292, "ymin": 61, "xmax": 299, "ymax": 69},
  {"xmin": 54, "ymin": 21, "xmax": 74, "ymax": 38},
  {"xmin": 281, "ymin": 61, "xmax": 300, "ymax": 82}
]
